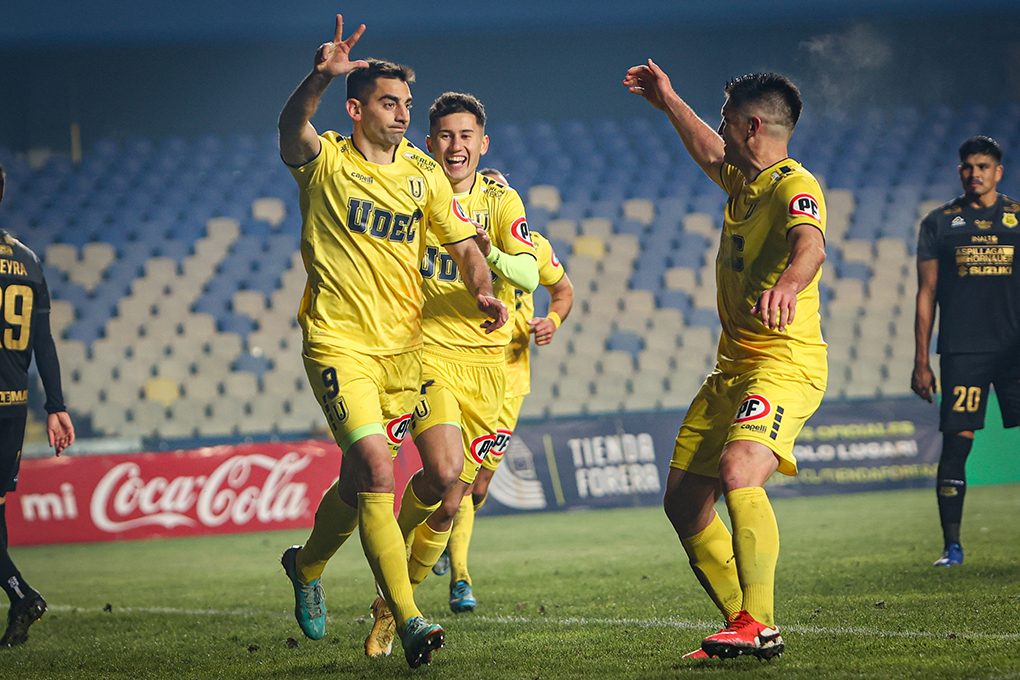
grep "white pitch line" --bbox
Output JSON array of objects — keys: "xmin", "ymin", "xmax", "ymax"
[{"xmin": 42, "ymin": 606, "xmax": 1020, "ymax": 642}]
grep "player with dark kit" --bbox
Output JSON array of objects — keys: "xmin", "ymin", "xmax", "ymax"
[
  {"xmin": 913, "ymin": 135, "xmax": 1020, "ymax": 567},
  {"xmin": 0, "ymin": 163, "xmax": 75, "ymax": 647}
]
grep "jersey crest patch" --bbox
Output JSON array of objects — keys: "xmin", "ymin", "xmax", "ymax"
[
  {"xmin": 734, "ymin": 395, "xmax": 772, "ymax": 423},
  {"xmin": 788, "ymin": 194, "xmax": 820, "ymax": 221},
  {"xmin": 407, "ymin": 177, "xmax": 424, "ymax": 200},
  {"xmin": 386, "ymin": 413, "xmax": 412, "ymax": 445},
  {"xmin": 1003, "ymin": 213, "xmax": 1018, "ymax": 228},
  {"xmin": 510, "ymin": 217, "xmax": 534, "ymax": 247}
]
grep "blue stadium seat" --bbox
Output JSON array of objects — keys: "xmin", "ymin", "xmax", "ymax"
[
  {"xmin": 656, "ymin": 290, "xmax": 693, "ymax": 316},
  {"xmin": 686, "ymin": 308, "xmax": 720, "ymax": 329},
  {"xmin": 606, "ymin": 330, "xmax": 644, "ymax": 359},
  {"xmin": 835, "ymin": 261, "xmax": 872, "ymax": 283},
  {"xmin": 232, "ymin": 349, "xmax": 272, "ymax": 379}
]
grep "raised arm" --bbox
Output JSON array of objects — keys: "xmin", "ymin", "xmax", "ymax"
[
  {"xmin": 443, "ymin": 238, "xmax": 509, "ymax": 333},
  {"xmin": 529, "ymin": 272, "xmax": 574, "ymax": 345},
  {"xmin": 279, "ymin": 15, "xmax": 368, "ymax": 167},
  {"xmin": 751, "ymin": 224, "xmax": 826, "ymax": 332},
  {"xmin": 624, "ymin": 59, "xmax": 725, "ymax": 181},
  {"xmin": 912, "ymin": 258, "xmax": 939, "ymax": 403}
]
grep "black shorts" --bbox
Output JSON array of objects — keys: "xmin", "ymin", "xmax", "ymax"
[
  {"xmin": 939, "ymin": 352, "xmax": 1020, "ymax": 432},
  {"xmin": 0, "ymin": 415, "xmax": 27, "ymax": 495}
]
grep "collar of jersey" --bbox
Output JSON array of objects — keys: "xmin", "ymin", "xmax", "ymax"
[
  {"xmin": 745, "ymin": 158, "xmax": 797, "ymax": 194},
  {"xmin": 349, "ymin": 136, "xmax": 404, "ymax": 165}
]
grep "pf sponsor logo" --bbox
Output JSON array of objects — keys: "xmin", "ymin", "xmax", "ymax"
[
  {"xmin": 734, "ymin": 395, "xmax": 772, "ymax": 423},
  {"xmin": 452, "ymin": 198, "xmax": 472, "ymax": 224},
  {"xmin": 788, "ymin": 193, "xmax": 820, "ymax": 221},
  {"xmin": 386, "ymin": 413, "xmax": 412, "ymax": 445},
  {"xmin": 469, "ymin": 434, "xmax": 498, "ymax": 465},
  {"xmin": 510, "ymin": 217, "xmax": 534, "ymax": 247},
  {"xmin": 550, "ymin": 247, "xmax": 561, "ymax": 268},
  {"xmin": 490, "ymin": 428, "xmax": 514, "ymax": 459}
]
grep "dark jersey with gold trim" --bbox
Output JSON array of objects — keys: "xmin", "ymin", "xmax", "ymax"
[
  {"xmin": 0, "ymin": 229, "xmax": 55, "ymax": 416},
  {"xmin": 917, "ymin": 194, "xmax": 1020, "ymax": 353}
]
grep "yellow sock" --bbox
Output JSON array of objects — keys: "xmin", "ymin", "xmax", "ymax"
[
  {"xmin": 725, "ymin": 486, "xmax": 780, "ymax": 627},
  {"xmin": 296, "ymin": 481, "xmax": 358, "ymax": 583},
  {"xmin": 448, "ymin": 497, "xmax": 475, "ymax": 586},
  {"xmin": 679, "ymin": 513, "xmax": 742, "ymax": 619},
  {"xmin": 396, "ymin": 477, "xmax": 440, "ymax": 552},
  {"xmin": 408, "ymin": 521, "xmax": 451, "ymax": 591},
  {"xmin": 358, "ymin": 492, "xmax": 421, "ymax": 630}
]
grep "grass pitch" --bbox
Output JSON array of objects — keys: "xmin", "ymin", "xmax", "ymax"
[{"xmin": 3, "ymin": 484, "xmax": 1020, "ymax": 679}]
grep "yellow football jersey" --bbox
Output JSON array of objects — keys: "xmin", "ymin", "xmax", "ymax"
[
  {"xmin": 713, "ymin": 159, "xmax": 827, "ymax": 384},
  {"xmin": 421, "ymin": 174, "xmax": 537, "ymax": 350},
  {"xmin": 505, "ymin": 231, "xmax": 565, "ymax": 397},
  {"xmin": 288, "ymin": 133, "xmax": 476, "ymax": 355}
]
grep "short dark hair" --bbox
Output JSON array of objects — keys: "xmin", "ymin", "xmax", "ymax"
[
  {"xmin": 428, "ymin": 92, "xmax": 486, "ymax": 133},
  {"xmin": 959, "ymin": 136, "xmax": 1002, "ymax": 164},
  {"xmin": 346, "ymin": 58, "xmax": 415, "ymax": 104},
  {"xmin": 724, "ymin": 72, "xmax": 802, "ymax": 131}
]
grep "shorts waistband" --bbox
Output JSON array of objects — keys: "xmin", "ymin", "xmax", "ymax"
[{"xmin": 424, "ymin": 344, "xmax": 507, "ymax": 367}]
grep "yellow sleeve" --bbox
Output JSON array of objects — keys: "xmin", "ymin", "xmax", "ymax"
[
  {"xmin": 532, "ymin": 232, "xmax": 565, "ymax": 286},
  {"xmin": 287, "ymin": 131, "xmax": 343, "ymax": 189},
  {"xmin": 425, "ymin": 167, "xmax": 477, "ymax": 245},
  {"xmin": 493, "ymin": 188, "xmax": 537, "ymax": 257},
  {"xmin": 716, "ymin": 163, "xmax": 742, "ymax": 195},
  {"xmin": 774, "ymin": 174, "xmax": 826, "ymax": 238}
]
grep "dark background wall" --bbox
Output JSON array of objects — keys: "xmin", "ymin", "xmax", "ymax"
[{"xmin": 2, "ymin": 1, "xmax": 1019, "ymax": 152}]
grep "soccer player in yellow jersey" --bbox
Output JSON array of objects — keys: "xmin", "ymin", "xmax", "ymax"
[
  {"xmin": 277, "ymin": 16, "xmax": 507, "ymax": 669},
  {"xmin": 364, "ymin": 93, "xmax": 539, "ymax": 657},
  {"xmin": 625, "ymin": 63, "xmax": 827, "ymax": 660},
  {"xmin": 435, "ymin": 205, "xmax": 574, "ymax": 610}
]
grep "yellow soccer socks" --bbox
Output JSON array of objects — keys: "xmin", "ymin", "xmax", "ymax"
[
  {"xmin": 359, "ymin": 492, "xmax": 421, "ymax": 629},
  {"xmin": 725, "ymin": 486, "xmax": 780, "ymax": 627},
  {"xmin": 295, "ymin": 481, "xmax": 358, "ymax": 583},
  {"xmin": 680, "ymin": 512, "xmax": 742, "ymax": 619},
  {"xmin": 408, "ymin": 520, "xmax": 452, "ymax": 591},
  {"xmin": 448, "ymin": 497, "xmax": 475, "ymax": 586},
  {"xmin": 396, "ymin": 477, "xmax": 441, "ymax": 551}
]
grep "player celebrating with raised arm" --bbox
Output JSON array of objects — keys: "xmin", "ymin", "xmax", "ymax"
[
  {"xmin": 434, "ymin": 167, "xmax": 574, "ymax": 612},
  {"xmin": 364, "ymin": 94, "xmax": 538, "ymax": 658},
  {"xmin": 277, "ymin": 17, "xmax": 506, "ymax": 669},
  {"xmin": 0, "ymin": 163, "xmax": 75, "ymax": 648},
  {"xmin": 625, "ymin": 62, "xmax": 827, "ymax": 660},
  {"xmin": 912, "ymin": 136, "xmax": 1020, "ymax": 568}
]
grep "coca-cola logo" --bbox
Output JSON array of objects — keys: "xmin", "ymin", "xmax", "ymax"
[{"xmin": 90, "ymin": 453, "xmax": 313, "ymax": 533}]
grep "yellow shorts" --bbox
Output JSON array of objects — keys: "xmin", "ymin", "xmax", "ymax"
[
  {"xmin": 303, "ymin": 340, "xmax": 421, "ymax": 456},
  {"xmin": 410, "ymin": 346, "xmax": 506, "ymax": 484},
  {"xmin": 481, "ymin": 393, "xmax": 526, "ymax": 472},
  {"xmin": 671, "ymin": 365, "xmax": 824, "ymax": 477}
]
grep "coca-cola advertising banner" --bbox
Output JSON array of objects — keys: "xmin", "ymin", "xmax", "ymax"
[{"xmin": 10, "ymin": 440, "xmax": 422, "ymax": 547}]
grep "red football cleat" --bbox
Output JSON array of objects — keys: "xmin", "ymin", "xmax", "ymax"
[
  {"xmin": 701, "ymin": 610, "xmax": 784, "ymax": 660},
  {"xmin": 682, "ymin": 648, "xmax": 712, "ymax": 660}
]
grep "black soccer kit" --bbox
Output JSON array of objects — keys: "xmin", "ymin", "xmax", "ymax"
[
  {"xmin": 0, "ymin": 229, "xmax": 65, "ymax": 493},
  {"xmin": 917, "ymin": 195, "xmax": 1020, "ymax": 432}
]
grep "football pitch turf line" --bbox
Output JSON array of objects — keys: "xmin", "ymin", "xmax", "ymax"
[{"xmin": 43, "ymin": 605, "xmax": 1020, "ymax": 642}]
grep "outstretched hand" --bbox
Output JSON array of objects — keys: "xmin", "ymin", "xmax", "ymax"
[
  {"xmin": 477, "ymin": 294, "xmax": 509, "ymax": 334},
  {"xmin": 623, "ymin": 59, "xmax": 674, "ymax": 112},
  {"xmin": 314, "ymin": 14, "xmax": 369, "ymax": 77}
]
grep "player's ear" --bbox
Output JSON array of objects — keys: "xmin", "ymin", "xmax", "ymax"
[
  {"xmin": 346, "ymin": 98, "xmax": 362, "ymax": 122},
  {"xmin": 425, "ymin": 135, "xmax": 433, "ymax": 154},
  {"xmin": 480, "ymin": 134, "xmax": 489, "ymax": 156}
]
